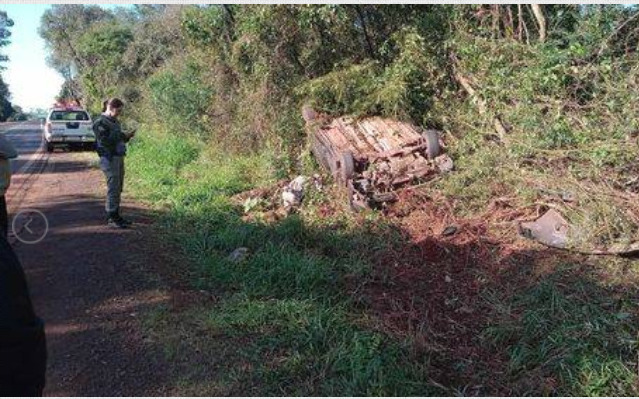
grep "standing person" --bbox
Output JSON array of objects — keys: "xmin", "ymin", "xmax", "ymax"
[
  {"xmin": 92, "ymin": 98, "xmax": 136, "ymax": 228},
  {"xmin": 0, "ymin": 131, "xmax": 17, "ymax": 238}
]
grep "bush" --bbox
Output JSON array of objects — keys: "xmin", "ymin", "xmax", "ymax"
[{"xmin": 147, "ymin": 58, "xmax": 214, "ymax": 139}]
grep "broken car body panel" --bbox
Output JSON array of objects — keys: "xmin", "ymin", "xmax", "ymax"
[{"xmin": 519, "ymin": 209, "xmax": 639, "ymax": 256}]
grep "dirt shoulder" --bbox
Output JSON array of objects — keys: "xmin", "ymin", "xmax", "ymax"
[{"xmin": 9, "ymin": 150, "xmax": 186, "ymax": 396}]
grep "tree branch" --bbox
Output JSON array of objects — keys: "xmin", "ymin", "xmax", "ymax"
[{"xmin": 353, "ymin": 5, "xmax": 376, "ymax": 60}]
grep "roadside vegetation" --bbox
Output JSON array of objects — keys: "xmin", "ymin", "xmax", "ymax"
[
  {"xmin": 41, "ymin": 5, "xmax": 639, "ymax": 395},
  {"xmin": 0, "ymin": 11, "xmax": 30, "ymax": 121}
]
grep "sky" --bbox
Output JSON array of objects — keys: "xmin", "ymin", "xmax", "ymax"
[{"xmin": 0, "ymin": 4, "xmax": 124, "ymax": 111}]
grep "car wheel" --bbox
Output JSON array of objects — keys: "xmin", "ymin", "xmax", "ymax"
[
  {"xmin": 339, "ymin": 150, "xmax": 355, "ymax": 184},
  {"xmin": 45, "ymin": 142, "xmax": 54, "ymax": 153},
  {"xmin": 310, "ymin": 137, "xmax": 331, "ymax": 172},
  {"xmin": 422, "ymin": 129, "xmax": 441, "ymax": 159}
]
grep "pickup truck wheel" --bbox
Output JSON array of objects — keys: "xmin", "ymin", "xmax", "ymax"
[
  {"xmin": 422, "ymin": 129, "xmax": 441, "ymax": 159},
  {"xmin": 46, "ymin": 142, "xmax": 54, "ymax": 153}
]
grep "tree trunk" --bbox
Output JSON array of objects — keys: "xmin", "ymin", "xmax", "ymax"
[
  {"xmin": 505, "ymin": 6, "xmax": 515, "ymax": 39},
  {"xmin": 517, "ymin": 4, "xmax": 523, "ymax": 42},
  {"xmin": 451, "ymin": 54, "xmax": 509, "ymax": 141},
  {"xmin": 531, "ymin": 4, "xmax": 546, "ymax": 43},
  {"xmin": 353, "ymin": 5, "xmax": 376, "ymax": 60},
  {"xmin": 221, "ymin": 5, "xmax": 236, "ymax": 44},
  {"xmin": 491, "ymin": 5, "xmax": 500, "ymax": 39}
]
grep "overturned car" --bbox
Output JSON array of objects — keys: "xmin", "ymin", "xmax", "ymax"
[{"xmin": 303, "ymin": 107, "xmax": 453, "ymax": 209}]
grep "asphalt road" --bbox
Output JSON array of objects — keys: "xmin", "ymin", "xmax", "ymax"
[
  {"xmin": 1, "ymin": 119, "xmax": 173, "ymax": 395},
  {"xmin": 0, "ymin": 120, "xmax": 45, "ymax": 174}
]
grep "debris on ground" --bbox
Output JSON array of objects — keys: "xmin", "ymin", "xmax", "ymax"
[
  {"xmin": 228, "ymin": 247, "xmax": 249, "ymax": 263},
  {"xmin": 232, "ymin": 179, "xmax": 288, "ymax": 208},
  {"xmin": 441, "ymin": 225, "xmax": 459, "ymax": 237},
  {"xmin": 519, "ymin": 209, "xmax": 639, "ymax": 256},
  {"xmin": 281, "ymin": 175, "xmax": 309, "ymax": 209},
  {"xmin": 519, "ymin": 209, "xmax": 570, "ymax": 249},
  {"xmin": 232, "ymin": 174, "xmax": 327, "ymax": 224},
  {"xmin": 243, "ymin": 197, "xmax": 266, "ymax": 214}
]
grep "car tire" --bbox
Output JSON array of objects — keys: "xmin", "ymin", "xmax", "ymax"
[
  {"xmin": 339, "ymin": 150, "xmax": 355, "ymax": 184},
  {"xmin": 422, "ymin": 129, "xmax": 441, "ymax": 159},
  {"xmin": 45, "ymin": 142, "xmax": 54, "ymax": 153},
  {"xmin": 310, "ymin": 137, "xmax": 330, "ymax": 172}
]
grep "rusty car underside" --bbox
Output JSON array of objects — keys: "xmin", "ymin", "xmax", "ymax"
[{"xmin": 303, "ymin": 107, "xmax": 453, "ymax": 209}]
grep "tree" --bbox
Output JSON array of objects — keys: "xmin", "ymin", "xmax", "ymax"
[
  {"xmin": 0, "ymin": 11, "xmax": 14, "ymax": 68},
  {"xmin": 0, "ymin": 13, "xmax": 14, "ymax": 122},
  {"xmin": 122, "ymin": 5, "xmax": 185, "ymax": 79},
  {"xmin": 39, "ymin": 5, "xmax": 114, "ymax": 73},
  {"xmin": 75, "ymin": 23, "xmax": 133, "ymax": 110},
  {"xmin": 0, "ymin": 77, "xmax": 13, "ymax": 122}
]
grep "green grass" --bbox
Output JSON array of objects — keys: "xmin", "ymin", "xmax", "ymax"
[
  {"xmin": 483, "ymin": 265, "xmax": 639, "ymax": 396},
  {"xmin": 127, "ymin": 124, "xmax": 639, "ymax": 395},
  {"xmin": 126, "ymin": 130, "xmax": 440, "ymax": 395},
  {"xmin": 204, "ymin": 295, "xmax": 439, "ymax": 396},
  {"xmin": 434, "ymin": 36, "xmax": 639, "ymax": 247}
]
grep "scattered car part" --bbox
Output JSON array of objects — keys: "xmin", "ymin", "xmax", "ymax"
[
  {"xmin": 228, "ymin": 247, "xmax": 249, "ymax": 263},
  {"xmin": 519, "ymin": 209, "xmax": 570, "ymax": 249},
  {"xmin": 282, "ymin": 175, "xmax": 309, "ymax": 209},
  {"xmin": 441, "ymin": 225, "xmax": 459, "ymax": 237},
  {"xmin": 519, "ymin": 209, "xmax": 639, "ymax": 256}
]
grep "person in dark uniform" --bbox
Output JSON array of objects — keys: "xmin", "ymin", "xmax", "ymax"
[
  {"xmin": 0, "ymin": 234, "xmax": 47, "ymax": 396},
  {"xmin": 92, "ymin": 98, "xmax": 136, "ymax": 228}
]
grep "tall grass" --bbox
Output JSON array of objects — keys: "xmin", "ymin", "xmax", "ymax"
[
  {"xmin": 482, "ymin": 267, "xmax": 639, "ymax": 396},
  {"xmin": 126, "ymin": 129, "xmax": 441, "ymax": 395}
]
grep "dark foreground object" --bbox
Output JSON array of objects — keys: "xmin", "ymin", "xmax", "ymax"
[{"xmin": 0, "ymin": 235, "xmax": 46, "ymax": 396}]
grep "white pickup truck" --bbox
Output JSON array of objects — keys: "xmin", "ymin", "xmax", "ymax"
[{"xmin": 42, "ymin": 106, "xmax": 95, "ymax": 152}]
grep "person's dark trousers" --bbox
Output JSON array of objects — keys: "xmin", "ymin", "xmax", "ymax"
[
  {"xmin": 0, "ymin": 234, "xmax": 47, "ymax": 396},
  {"xmin": 0, "ymin": 195, "xmax": 7, "ymax": 238}
]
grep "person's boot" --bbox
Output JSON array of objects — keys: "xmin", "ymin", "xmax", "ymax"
[
  {"xmin": 106, "ymin": 212, "xmax": 128, "ymax": 229},
  {"xmin": 114, "ymin": 209, "xmax": 132, "ymax": 226}
]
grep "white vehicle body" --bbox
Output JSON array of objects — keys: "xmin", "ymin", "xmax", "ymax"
[{"xmin": 42, "ymin": 107, "xmax": 95, "ymax": 152}]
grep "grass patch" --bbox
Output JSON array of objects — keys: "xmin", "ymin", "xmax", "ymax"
[
  {"xmin": 127, "ymin": 130, "xmax": 443, "ymax": 395},
  {"xmin": 435, "ymin": 36, "xmax": 639, "ymax": 247},
  {"xmin": 205, "ymin": 296, "xmax": 439, "ymax": 396},
  {"xmin": 483, "ymin": 266, "xmax": 639, "ymax": 396},
  {"xmin": 128, "ymin": 121, "xmax": 639, "ymax": 395}
]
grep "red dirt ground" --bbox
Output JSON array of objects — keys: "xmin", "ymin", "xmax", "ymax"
[{"xmin": 360, "ymin": 187, "xmax": 575, "ymax": 392}]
